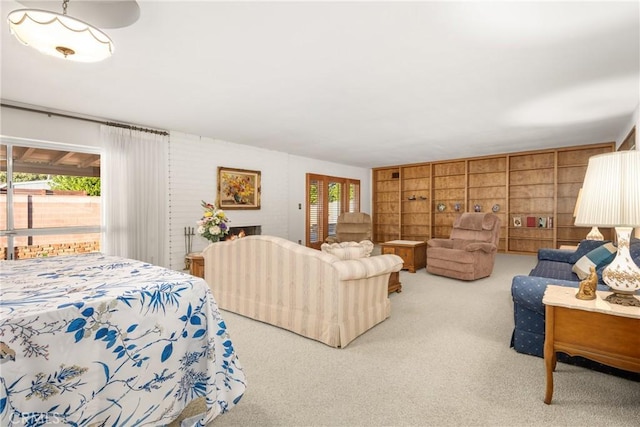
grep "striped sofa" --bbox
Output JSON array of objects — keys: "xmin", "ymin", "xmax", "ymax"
[{"xmin": 203, "ymin": 235, "xmax": 403, "ymax": 348}]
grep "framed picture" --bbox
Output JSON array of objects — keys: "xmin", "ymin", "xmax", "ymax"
[
  {"xmin": 538, "ymin": 217, "xmax": 547, "ymax": 228},
  {"xmin": 217, "ymin": 167, "xmax": 261, "ymax": 210},
  {"xmin": 513, "ymin": 216, "xmax": 522, "ymax": 227}
]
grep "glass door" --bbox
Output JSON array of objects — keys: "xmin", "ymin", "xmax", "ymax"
[
  {"xmin": 305, "ymin": 173, "xmax": 360, "ymax": 249},
  {"xmin": 0, "ymin": 137, "xmax": 102, "ymax": 260}
]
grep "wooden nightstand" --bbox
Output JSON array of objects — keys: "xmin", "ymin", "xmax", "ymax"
[
  {"xmin": 542, "ymin": 285, "xmax": 640, "ymax": 404},
  {"xmin": 185, "ymin": 252, "xmax": 204, "ymax": 278},
  {"xmin": 379, "ymin": 240, "xmax": 427, "ymax": 273}
]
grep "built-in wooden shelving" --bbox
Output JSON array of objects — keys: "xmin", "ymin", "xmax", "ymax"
[{"xmin": 372, "ymin": 142, "xmax": 615, "ymax": 254}]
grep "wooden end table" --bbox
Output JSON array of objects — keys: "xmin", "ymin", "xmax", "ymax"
[
  {"xmin": 185, "ymin": 252, "xmax": 204, "ymax": 278},
  {"xmin": 542, "ymin": 285, "xmax": 640, "ymax": 404},
  {"xmin": 388, "ymin": 271, "xmax": 402, "ymax": 294},
  {"xmin": 379, "ymin": 240, "xmax": 427, "ymax": 273},
  {"xmin": 558, "ymin": 245, "xmax": 578, "ymax": 250}
]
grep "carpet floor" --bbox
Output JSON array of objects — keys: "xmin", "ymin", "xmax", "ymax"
[{"xmin": 179, "ymin": 252, "xmax": 639, "ymax": 426}]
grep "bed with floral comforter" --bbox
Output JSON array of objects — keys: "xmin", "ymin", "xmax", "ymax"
[{"xmin": 0, "ymin": 253, "xmax": 246, "ymax": 426}]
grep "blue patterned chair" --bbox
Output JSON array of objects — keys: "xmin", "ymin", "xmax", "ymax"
[{"xmin": 510, "ymin": 238, "xmax": 640, "ymax": 379}]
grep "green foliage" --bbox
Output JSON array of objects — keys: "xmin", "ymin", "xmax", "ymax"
[
  {"xmin": 0, "ymin": 172, "xmax": 49, "ymax": 183},
  {"xmin": 50, "ymin": 176, "xmax": 101, "ymax": 196},
  {"xmin": 309, "ymin": 182, "xmax": 354, "ymax": 205},
  {"xmin": 328, "ymin": 183, "xmax": 340, "ymax": 202},
  {"xmin": 309, "ymin": 185, "xmax": 318, "ymax": 204}
]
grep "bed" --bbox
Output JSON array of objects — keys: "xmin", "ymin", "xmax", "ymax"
[{"xmin": 0, "ymin": 253, "xmax": 246, "ymax": 426}]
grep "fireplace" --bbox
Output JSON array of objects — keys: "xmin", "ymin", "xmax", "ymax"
[{"xmin": 226, "ymin": 225, "xmax": 261, "ymax": 240}]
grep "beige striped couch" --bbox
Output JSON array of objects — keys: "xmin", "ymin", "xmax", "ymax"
[{"xmin": 203, "ymin": 235, "xmax": 403, "ymax": 348}]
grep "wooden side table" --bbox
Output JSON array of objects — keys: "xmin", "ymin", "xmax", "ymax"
[
  {"xmin": 558, "ymin": 245, "xmax": 578, "ymax": 250},
  {"xmin": 185, "ymin": 252, "xmax": 204, "ymax": 278},
  {"xmin": 388, "ymin": 271, "xmax": 402, "ymax": 294},
  {"xmin": 542, "ymin": 285, "xmax": 640, "ymax": 404},
  {"xmin": 379, "ymin": 240, "xmax": 427, "ymax": 273}
]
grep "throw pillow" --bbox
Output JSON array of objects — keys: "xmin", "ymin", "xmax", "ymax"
[{"xmin": 571, "ymin": 242, "xmax": 617, "ymax": 280}]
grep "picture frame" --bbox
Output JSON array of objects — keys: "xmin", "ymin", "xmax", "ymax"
[
  {"xmin": 217, "ymin": 167, "xmax": 261, "ymax": 210},
  {"xmin": 513, "ymin": 216, "xmax": 522, "ymax": 227}
]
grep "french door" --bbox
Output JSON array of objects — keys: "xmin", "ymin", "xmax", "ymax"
[{"xmin": 306, "ymin": 173, "xmax": 360, "ymax": 249}]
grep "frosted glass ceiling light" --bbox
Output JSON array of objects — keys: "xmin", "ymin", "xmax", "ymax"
[{"xmin": 7, "ymin": 0, "xmax": 114, "ymax": 62}]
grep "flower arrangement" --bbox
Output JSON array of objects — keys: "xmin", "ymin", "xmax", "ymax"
[
  {"xmin": 222, "ymin": 173, "xmax": 254, "ymax": 204},
  {"xmin": 196, "ymin": 201, "xmax": 230, "ymax": 242}
]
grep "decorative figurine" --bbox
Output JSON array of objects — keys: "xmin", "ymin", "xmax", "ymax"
[{"xmin": 576, "ymin": 266, "xmax": 598, "ymax": 300}]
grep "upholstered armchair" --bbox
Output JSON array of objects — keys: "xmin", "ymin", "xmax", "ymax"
[
  {"xmin": 426, "ymin": 212, "xmax": 501, "ymax": 280},
  {"xmin": 325, "ymin": 212, "xmax": 372, "ymax": 244}
]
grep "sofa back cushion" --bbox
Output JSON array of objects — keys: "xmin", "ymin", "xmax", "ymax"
[
  {"xmin": 631, "ymin": 237, "xmax": 640, "ymax": 266},
  {"xmin": 321, "ymin": 240, "xmax": 374, "ymax": 260}
]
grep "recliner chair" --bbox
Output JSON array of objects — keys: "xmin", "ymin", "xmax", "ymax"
[
  {"xmin": 426, "ymin": 212, "xmax": 501, "ymax": 280},
  {"xmin": 325, "ymin": 212, "xmax": 372, "ymax": 244}
]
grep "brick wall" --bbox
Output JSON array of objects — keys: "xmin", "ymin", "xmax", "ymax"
[
  {"xmin": 0, "ymin": 241, "xmax": 100, "ymax": 260},
  {"xmin": 0, "ymin": 192, "xmax": 101, "ymax": 259}
]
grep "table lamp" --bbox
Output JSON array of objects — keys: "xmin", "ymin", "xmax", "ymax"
[
  {"xmin": 573, "ymin": 188, "xmax": 604, "ymax": 240},
  {"xmin": 574, "ymin": 150, "xmax": 640, "ymax": 306}
]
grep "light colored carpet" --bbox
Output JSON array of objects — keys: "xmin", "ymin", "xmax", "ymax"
[{"xmin": 195, "ymin": 253, "xmax": 638, "ymax": 427}]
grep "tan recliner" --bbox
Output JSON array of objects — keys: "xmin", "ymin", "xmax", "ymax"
[
  {"xmin": 426, "ymin": 212, "xmax": 501, "ymax": 280},
  {"xmin": 325, "ymin": 212, "xmax": 372, "ymax": 244}
]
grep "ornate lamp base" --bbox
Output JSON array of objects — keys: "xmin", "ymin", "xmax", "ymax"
[
  {"xmin": 602, "ymin": 227, "xmax": 640, "ymax": 307},
  {"xmin": 585, "ymin": 226, "xmax": 604, "ymax": 241},
  {"xmin": 605, "ymin": 292, "xmax": 640, "ymax": 307}
]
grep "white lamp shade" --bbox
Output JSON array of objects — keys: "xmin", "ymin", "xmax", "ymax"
[
  {"xmin": 574, "ymin": 150, "xmax": 640, "ymax": 228},
  {"xmin": 573, "ymin": 188, "xmax": 582, "ymax": 217},
  {"xmin": 7, "ymin": 9, "xmax": 114, "ymax": 62}
]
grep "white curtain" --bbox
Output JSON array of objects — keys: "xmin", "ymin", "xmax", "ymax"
[{"xmin": 101, "ymin": 125, "xmax": 169, "ymax": 266}]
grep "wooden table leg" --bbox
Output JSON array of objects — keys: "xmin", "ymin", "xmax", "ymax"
[{"xmin": 544, "ymin": 305, "xmax": 555, "ymax": 404}]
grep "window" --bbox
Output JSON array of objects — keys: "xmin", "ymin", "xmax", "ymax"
[
  {"xmin": 305, "ymin": 173, "xmax": 360, "ymax": 249},
  {"xmin": 0, "ymin": 138, "xmax": 101, "ymax": 260}
]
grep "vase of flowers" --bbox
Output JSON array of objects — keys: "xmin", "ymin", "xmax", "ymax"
[{"xmin": 197, "ymin": 201, "xmax": 230, "ymax": 243}]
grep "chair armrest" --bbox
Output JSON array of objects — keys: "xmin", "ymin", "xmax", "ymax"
[
  {"xmin": 511, "ymin": 275, "xmax": 609, "ymax": 314},
  {"xmin": 465, "ymin": 242, "xmax": 497, "ymax": 253},
  {"xmin": 427, "ymin": 239, "xmax": 454, "ymax": 249}
]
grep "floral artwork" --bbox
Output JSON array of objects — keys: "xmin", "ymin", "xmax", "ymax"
[
  {"xmin": 218, "ymin": 167, "xmax": 261, "ymax": 209},
  {"xmin": 197, "ymin": 201, "xmax": 230, "ymax": 242}
]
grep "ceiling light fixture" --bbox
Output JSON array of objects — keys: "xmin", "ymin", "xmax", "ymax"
[{"xmin": 7, "ymin": 0, "xmax": 114, "ymax": 62}]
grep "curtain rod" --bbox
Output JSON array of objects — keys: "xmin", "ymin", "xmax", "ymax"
[{"xmin": 1, "ymin": 102, "xmax": 169, "ymax": 136}]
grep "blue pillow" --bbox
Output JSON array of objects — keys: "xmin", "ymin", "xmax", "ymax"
[
  {"xmin": 567, "ymin": 240, "xmax": 611, "ymax": 264},
  {"xmin": 572, "ymin": 242, "xmax": 617, "ymax": 280}
]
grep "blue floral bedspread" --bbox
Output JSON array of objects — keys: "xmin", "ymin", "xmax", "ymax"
[{"xmin": 0, "ymin": 253, "xmax": 246, "ymax": 426}]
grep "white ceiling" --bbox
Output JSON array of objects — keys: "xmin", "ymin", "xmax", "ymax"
[{"xmin": 1, "ymin": 1, "xmax": 638, "ymax": 168}]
